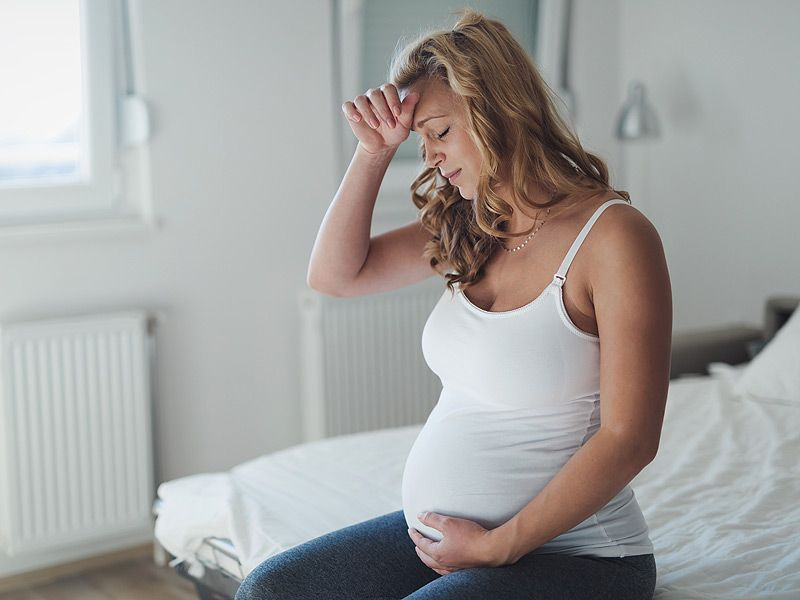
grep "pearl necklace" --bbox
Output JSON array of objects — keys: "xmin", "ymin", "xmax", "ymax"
[{"xmin": 502, "ymin": 207, "xmax": 551, "ymax": 252}]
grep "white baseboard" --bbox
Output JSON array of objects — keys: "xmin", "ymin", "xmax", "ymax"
[{"xmin": 0, "ymin": 528, "xmax": 154, "ymax": 580}]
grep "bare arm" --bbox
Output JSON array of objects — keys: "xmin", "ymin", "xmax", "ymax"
[
  {"xmin": 308, "ymin": 84, "xmax": 428, "ymax": 296},
  {"xmin": 306, "ymin": 143, "xmax": 396, "ymax": 295}
]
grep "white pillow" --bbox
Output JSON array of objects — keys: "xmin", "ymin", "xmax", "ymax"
[
  {"xmin": 732, "ymin": 306, "xmax": 800, "ymax": 403},
  {"xmin": 707, "ymin": 361, "xmax": 748, "ymax": 389}
]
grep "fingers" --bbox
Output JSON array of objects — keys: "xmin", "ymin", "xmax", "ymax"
[
  {"xmin": 408, "ymin": 528, "xmax": 436, "ymax": 555},
  {"xmin": 414, "ymin": 546, "xmax": 457, "ymax": 576},
  {"xmin": 367, "ymin": 86, "xmax": 397, "ymax": 128},
  {"xmin": 380, "ymin": 84, "xmax": 403, "ymax": 120},
  {"xmin": 342, "ymin": 84, "xmax": 406, "ymax": 130},
  {"xmin": 398, "ymin": 91, "xmax": 420, "ymax": 127},
  {"xmin": 409, "ymin": 528, "xmax": 448, "ymax": 575},
  {"xmin": 401, "ymin": 90, "xmax": 420, "ymax": 111},
  {"xmin": 414, "ymin": 546, "xmax": 442, "ymax": 571},
  {"xmin": 353, "ymin": 95, "xmax": 381, "ymax": 129},
  {"xmin": 341, "ymin": 100, "xmax": 363, "ymax": 124}
]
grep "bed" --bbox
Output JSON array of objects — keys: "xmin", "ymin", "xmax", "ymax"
[{"xmin": 153, "ymin": 296, "xmax": 800, "ymax": 599}]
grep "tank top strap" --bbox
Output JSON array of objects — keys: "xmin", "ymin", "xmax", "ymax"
[{"xmin": 553, "ymin": 198, "xmax": 630, "ymax": 287}]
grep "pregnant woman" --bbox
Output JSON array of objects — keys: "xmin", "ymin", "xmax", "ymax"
[{"xmin": 236, "ymin": 8, "xmax": 670, "ymax": 600}]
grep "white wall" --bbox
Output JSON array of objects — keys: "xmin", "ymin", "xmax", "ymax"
[
  {"xmin": 135, "ymin": 0, "xmax": 340, "ymax": 480},
  {"xmin": 619, "ymin": 0, "xmax": 800, "ymax": 328},
  {"xmin": 572, "ymin": 0, "xmax": 800, "ymax": 330},
  {"xmin": 570, "ymin": 0, "xmax": 623, "ymax": 188},
  {"xmin": 0, "ymin": 0, "xmax": 338, "ymax": 483},
  {"xmin": 1, "ymin": 0, "xmax": 796, "ymax": 489}
]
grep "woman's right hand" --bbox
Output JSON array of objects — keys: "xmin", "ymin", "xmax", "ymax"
[{"xmin": 341, "ymin": 83, "xmax": 420, "ymax": 155}]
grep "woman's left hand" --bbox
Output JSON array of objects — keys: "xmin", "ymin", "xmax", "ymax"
[{"xmin": 408, "ymin": 512, "xmax": 508, "ymax": 575}]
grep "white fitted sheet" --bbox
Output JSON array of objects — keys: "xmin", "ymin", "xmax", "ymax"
[{"xmin": 154, "ymin": 366, "xmax": 800, "ymax": 598}]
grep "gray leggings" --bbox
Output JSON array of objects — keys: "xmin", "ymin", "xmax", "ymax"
[{"xmin": 234, "ymin": 510, "xmax": 656, "ymax": 599}]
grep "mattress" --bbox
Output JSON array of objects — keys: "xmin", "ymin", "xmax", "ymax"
[{"xmin": 154, "ymin": 364, "xmax": 800, "ymax": 599}]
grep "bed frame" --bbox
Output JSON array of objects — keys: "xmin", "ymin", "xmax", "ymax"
[
  {"xmin": 171, "ymin": 538, "xmax": 243, "ymax": 600},
  {"xmin": 154, "ymin": 295, "xmax": 799, "ymax": 600},
  {"xmin": 152, "ymin": 498, "xmax": 244, "ymax": 600}
]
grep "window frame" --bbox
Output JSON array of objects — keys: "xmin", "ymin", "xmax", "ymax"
[{"xmin": 0, "ymin": 0, "xmax": 155, "ymax": 239}]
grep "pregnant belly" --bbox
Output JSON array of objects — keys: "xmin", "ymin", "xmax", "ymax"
[{"xmin": 401, "ymin": 404, "xmax": 579, "ymax": 542}]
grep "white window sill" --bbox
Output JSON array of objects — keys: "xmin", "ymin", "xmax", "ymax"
[{"xmin": 0, "ymin": 214, "xmax": 161, "ymax": 244}]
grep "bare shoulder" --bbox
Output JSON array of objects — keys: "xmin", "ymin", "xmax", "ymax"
[
  {"xmin": 562, "ymin": 194, "xmax": 661, "ymax": 253},
  {"xmin": 588, "ymin": 200, "xmax": 663, "ymax": 258},
  {"xmin": 583, "ymin": 198, "xmax": 671, "ymax": 308}
]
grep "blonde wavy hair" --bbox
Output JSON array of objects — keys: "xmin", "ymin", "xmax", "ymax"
[{"xmin": 389, "ymin": 8, "xmax": 630, "ymax": 293}]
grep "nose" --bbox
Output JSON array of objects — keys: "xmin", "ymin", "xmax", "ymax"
[{"xmin": 424, "ymin": 142, "xmax": 443, "ymax": 169}]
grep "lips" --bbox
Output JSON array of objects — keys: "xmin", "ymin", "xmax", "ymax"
[{"xmin": 443, "ymin": 168, "xmax": 462, "ymax": 182}]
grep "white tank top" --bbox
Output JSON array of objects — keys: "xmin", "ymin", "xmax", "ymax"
[{"xmin": 402, "ymin": 198, "xmax": 653, "ymax": 558}]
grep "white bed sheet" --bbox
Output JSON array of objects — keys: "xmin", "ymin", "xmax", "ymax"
[{"xmin": 155, "ymin": 368, "xmax": 800, "ymax": 598}]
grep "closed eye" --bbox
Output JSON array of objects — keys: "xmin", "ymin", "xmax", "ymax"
[{"xmin": 417, "ymin": 127, "xmax": 449, "ymax": 161}]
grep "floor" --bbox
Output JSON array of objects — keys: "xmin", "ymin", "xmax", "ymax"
[{"xmin": 0, "ymin": 558, "xmax": 199, "ymax": 600}]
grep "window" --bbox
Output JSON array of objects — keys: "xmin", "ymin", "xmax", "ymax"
[
  {"xmin": 0, "ymin": 0, "xmax": 152, "ymax": 235},
  {"xmin": 0, "ymin": 1, "xmax": 84, "ymax": 186}
]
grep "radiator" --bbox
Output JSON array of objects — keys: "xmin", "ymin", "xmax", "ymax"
[
  {"xmin": 0, "ymin": 311, "xmax": 153, "ymax": 558},
  {"xmin": 299, "ymin": 281, "xmax": 445, "ymax": 441}
]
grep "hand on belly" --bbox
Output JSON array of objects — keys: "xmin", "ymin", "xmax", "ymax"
[{"xmin": 406, "ymin": 510, "xmax": 508, "ymax": 574}]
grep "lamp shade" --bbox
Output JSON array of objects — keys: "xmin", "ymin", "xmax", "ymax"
[{"xmin": 616, "ymin": 81, "xmax": 660, "ymax": 140}]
